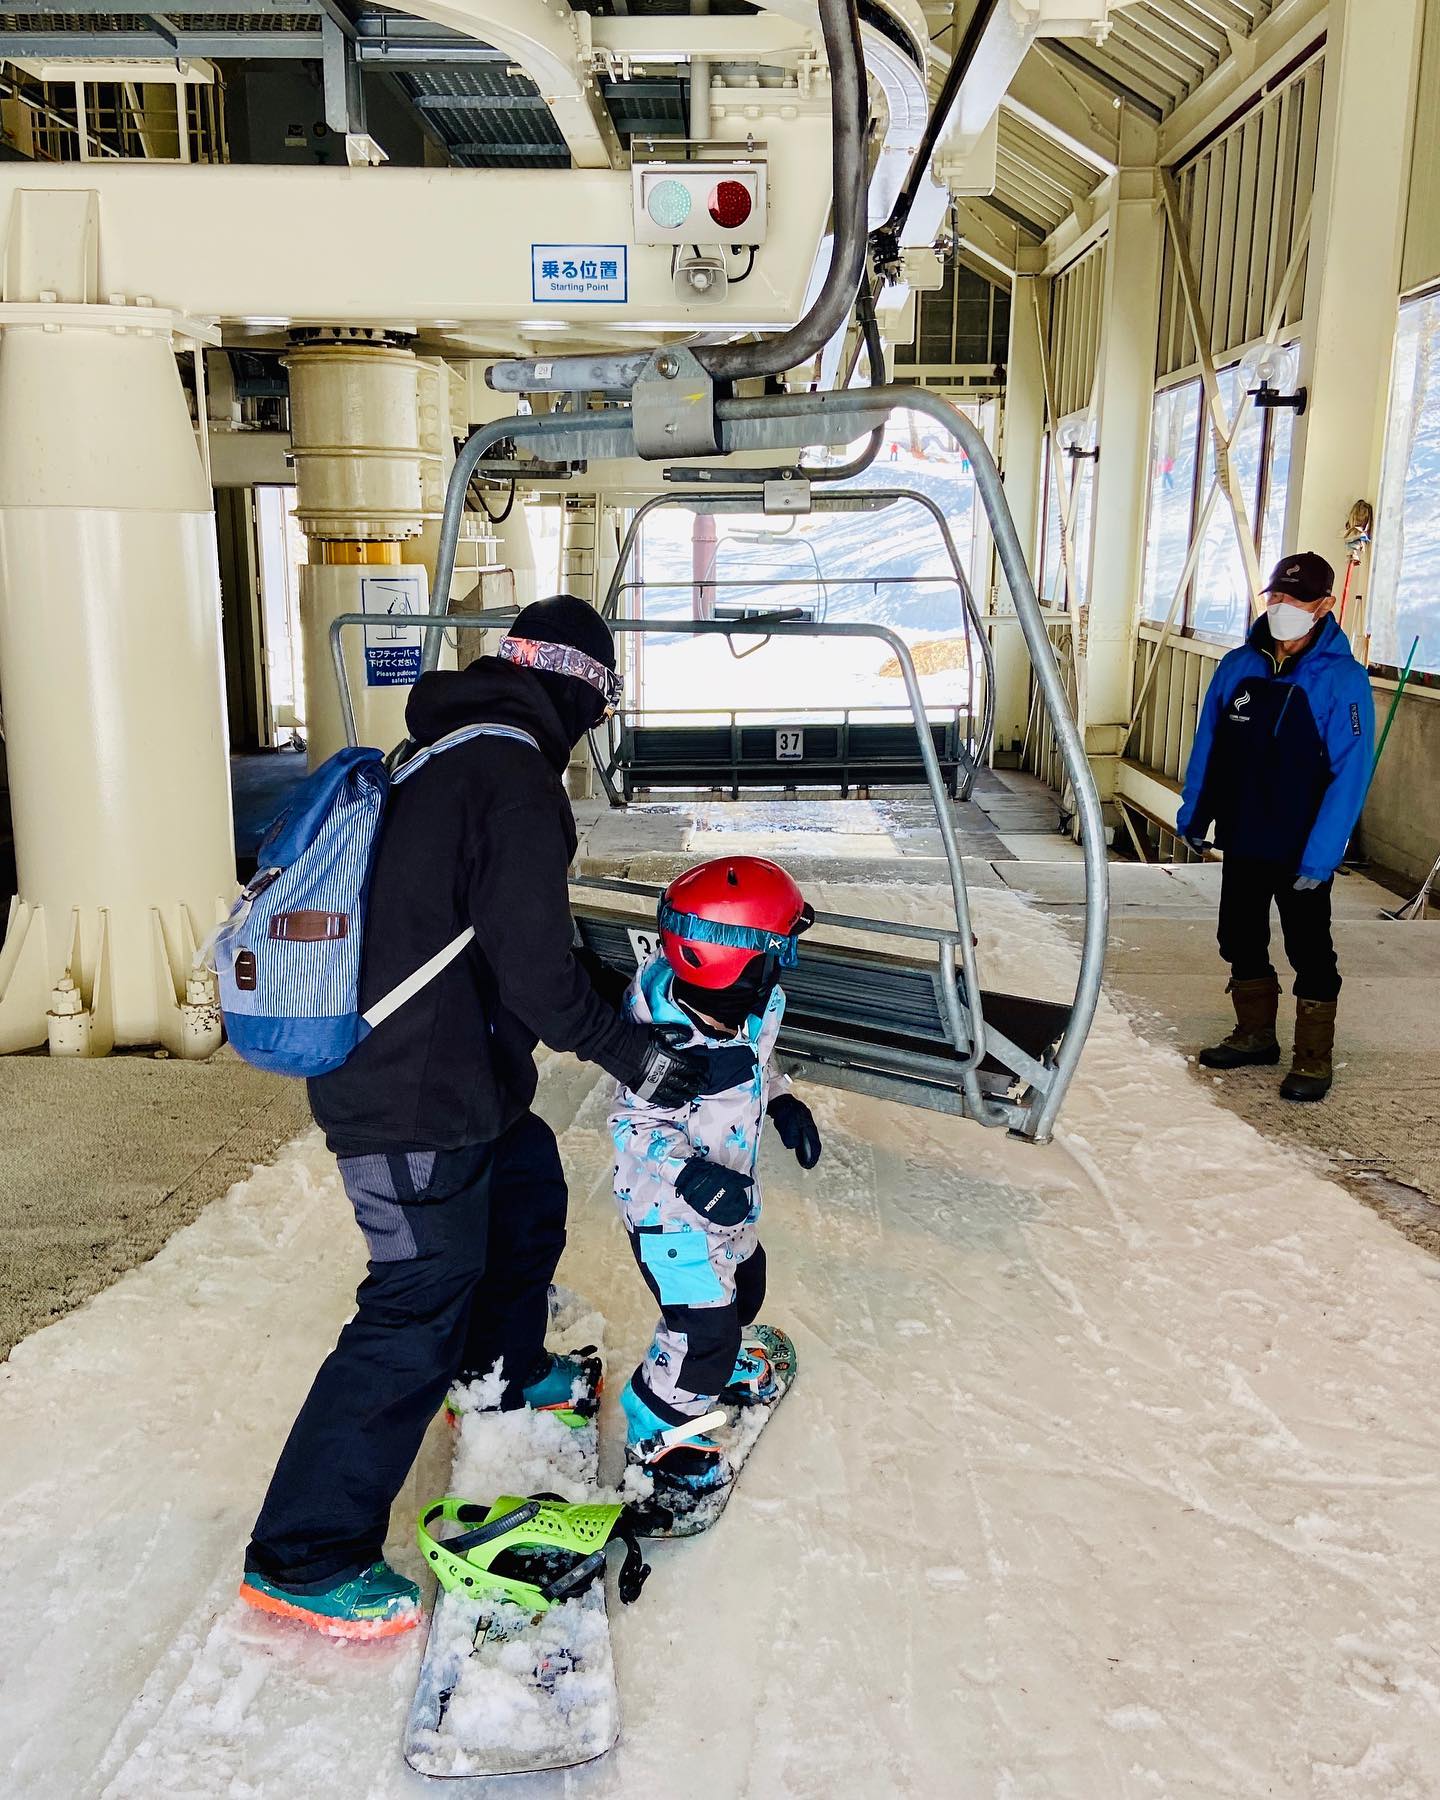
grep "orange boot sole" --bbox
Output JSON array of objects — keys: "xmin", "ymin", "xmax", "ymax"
[{"xmin": 239, "ymin": 1580, "xmax": 420, "ymax": 1640}]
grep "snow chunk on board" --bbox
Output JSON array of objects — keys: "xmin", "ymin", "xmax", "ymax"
[{"xmin": 405, "ymin": 1284, "xmax": 621, "ymax": 1779}]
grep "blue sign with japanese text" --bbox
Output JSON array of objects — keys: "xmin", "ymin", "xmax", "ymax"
[{"xmin": 531, "ymin": 244, "xmax": 628, "ymax": 304}]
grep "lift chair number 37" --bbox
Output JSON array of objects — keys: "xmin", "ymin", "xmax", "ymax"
[{"xmin": 776, "ymin": 729, "xmax": 804, "ymax": 760}]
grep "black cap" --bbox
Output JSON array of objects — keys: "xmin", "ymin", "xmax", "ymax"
[
  {"xmin": 506, "ymin": 593, "xmax": 616, "ymax": 746},
  {"xmin": 512, "ymin": 594, "xmax": 616, "ymax": 670},
  {"xmin": 1264, "ymin": 552, "xmax": 1335, "ymax": 603}
]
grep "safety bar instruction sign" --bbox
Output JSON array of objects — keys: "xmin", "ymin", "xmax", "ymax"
[
  {"xmin": 361, "ymin": 571, "xmax": 425, "ymax": 687},
  {"xmin": 532, "ymin": 244, "xmax": 628, "ymax": 304}
]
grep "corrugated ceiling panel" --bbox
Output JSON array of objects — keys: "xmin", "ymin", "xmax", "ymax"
[{"xmin": 1156, "ymin": 55, "xmax": 1323, "ymax": 378}]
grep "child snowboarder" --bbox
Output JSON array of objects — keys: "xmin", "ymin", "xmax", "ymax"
[{"xmin": 609, "ymin": 856, "xmax": 822, "ymax": 1512}]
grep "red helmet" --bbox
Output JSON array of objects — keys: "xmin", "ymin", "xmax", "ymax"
[{"xmin": 658, "ymin": 856, "xmax": 811, "ymax": 992}]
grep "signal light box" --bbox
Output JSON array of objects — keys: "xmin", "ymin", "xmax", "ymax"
[{"xmin": 632, "ymin": 160, "xmax": 768, "ymax": 246}]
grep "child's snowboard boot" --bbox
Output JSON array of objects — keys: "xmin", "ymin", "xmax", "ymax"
[
  {"xmin": 620, "ymin": 1377, "xmax": 729, "ymax": 1504},
  {"xmin": 240, "ymin": 1560, "xmax": 421, "ymax": 1640},
  {"xmin": 446, "ymin": 1347, "xmax": 602, "ymax": 1431}
]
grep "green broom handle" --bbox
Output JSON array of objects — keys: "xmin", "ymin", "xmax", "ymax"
[{"xmin": 1371, "ymin": 634, "xmax": 1421, "ymax": 783}]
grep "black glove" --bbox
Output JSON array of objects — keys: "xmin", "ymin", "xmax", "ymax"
[
  {"xmin": 767, "ymin": 1094, "xmax": 822, "ymax": 1169},
  {"xmin": 1182, "ymin": 833, "xmax": 1212, "ymax": 855},
  {"xmin": 675, "ymin": 1157, "xmax": 755, "ymax": 1228},
  {"xmin": 575, "ymin": 942, "xmax": 631, "ymax": 1011},
  {"xmin": 633, "ymin": 1029, "xmax": 757, "ymax": 1109}
]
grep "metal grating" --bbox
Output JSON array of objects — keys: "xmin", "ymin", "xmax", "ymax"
[{"xmin": 397, "ymin": 63, "xmax": 567, "ymax": 166}]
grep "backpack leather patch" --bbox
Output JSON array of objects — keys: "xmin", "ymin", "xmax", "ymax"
[
  {"xmin": 269, "ymin": 910, "xmax": 349, "ymax": 942},
  {"xmin": 234, "ymin": 950, "xmax": 257, "ymax": 991}
]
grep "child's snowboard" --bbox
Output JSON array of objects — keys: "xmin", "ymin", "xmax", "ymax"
[
  {"xmin": 628, "ymin": 1324, "xmax": 798, "ymax": 1538},
  {"xmin": 403, "ymin": 1289, "xmax": 632, "ymax": 1780}
]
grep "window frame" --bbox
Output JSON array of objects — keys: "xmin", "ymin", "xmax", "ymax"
[
  {"xmin": 1139, "ymin": 347, "xmax": 1297, "ymax": 646},
  {"xmin": 1366, "ymin": 281, "xmax": 1440, "ymax": 682}
]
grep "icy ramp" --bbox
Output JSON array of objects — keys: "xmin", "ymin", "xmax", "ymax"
[{"xmin": 1, "ymin": 884, "xmax": 1439, "ymax": 1798}]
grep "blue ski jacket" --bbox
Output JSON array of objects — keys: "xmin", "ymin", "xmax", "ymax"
[{"xmin": 1177, "ymin": 612, "xmax": 1375, "ymax": 882}]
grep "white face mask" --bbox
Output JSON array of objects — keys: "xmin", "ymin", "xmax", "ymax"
[{"xmin": 1266, "ymin": 598, "xmax": 1319, "ymax": 642}]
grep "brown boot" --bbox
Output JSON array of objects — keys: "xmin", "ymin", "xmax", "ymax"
[
  {"xmin": 1199, "ymin": 975, "xmax": 1281, "ymax": 1068},
  {"xmin": 1281, "ymin": 998, "xmax": 1337, "ymax": 1101}
]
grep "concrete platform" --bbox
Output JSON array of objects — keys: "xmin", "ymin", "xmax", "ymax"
[{"xmin": 0, "ymin": 1050, "xmax": 310, "ymax": 1358}]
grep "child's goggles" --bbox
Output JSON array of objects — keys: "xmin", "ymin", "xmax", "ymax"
[
  {"xmin": 498, "ymin": 634, "xmax": 624, "ymax": 718},
  {"xmin": 657, "ymin": 904, "xmax": 811, "ymax": 969}
]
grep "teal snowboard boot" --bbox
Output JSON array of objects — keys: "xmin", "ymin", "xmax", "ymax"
[
  {"xmin": 446, "ymin": 1347, "xmax": 602, "ymax": 1431},
  {"xmin": 620, "ymin": 1376, "xmax": 728, "ymax": 1499},
  {"xmin": 240, "ymin": 1560, "xmax": 421, "ymax": 1640}
]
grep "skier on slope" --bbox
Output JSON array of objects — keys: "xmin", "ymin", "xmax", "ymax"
[
  {"xmin": 240, "ymin": 596, "xmax": 758, "ymax": 1639},
  {"xmin": 1177, "ymin": 552, "xmax": 1376, "ymax": 1102},
  {"xmin": 609, "ymin": 856, "xmax": 822, "ymax": 1515}
]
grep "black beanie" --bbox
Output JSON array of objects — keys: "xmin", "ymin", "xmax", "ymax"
[{"xmin": 507, "ymin": 594, "xmax": 618, "ymax": 746}]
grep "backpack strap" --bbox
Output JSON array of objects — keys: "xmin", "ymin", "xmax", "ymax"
[
  {"xmin": 390, "ymin": 722, "xmax": 540, "ymax": 786},
  {"xmin": 362, "ymin": 722, "xmax": 542, "ymax": 1031}
]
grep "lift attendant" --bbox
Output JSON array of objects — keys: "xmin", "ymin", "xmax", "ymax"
[{"xmin": 1177, "ymin": 553, "xmax": 1376, "ymax": 1102}]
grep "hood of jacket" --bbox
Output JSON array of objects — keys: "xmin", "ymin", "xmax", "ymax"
[
  {"xmin": 405, "ymin": 657, "xmax": 572, "ymax": 773},
  {"xmin": 1246, "ymin": 609, "xmax": 1355, "ymax": 672}
]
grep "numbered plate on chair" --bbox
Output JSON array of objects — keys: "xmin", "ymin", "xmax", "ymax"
[
  {"xmin": 775, "ymin": 728, "xmax": 804, "ymax": 760},
  {"xmin": 627, "ymin": 927, "xmax": 661, "ymax": 967}
]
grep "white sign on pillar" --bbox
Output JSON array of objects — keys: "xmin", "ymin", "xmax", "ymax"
[{"xmin": 361, "ymin": 570, "xmax": 426, "ymax": 687}]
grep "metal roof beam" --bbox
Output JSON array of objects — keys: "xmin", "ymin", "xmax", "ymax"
[
  {"xmin": 1040, "ymin": 39, "xmax": 1166, "ymax": 121},
  {"xmin": 1003, "ymin": 51, "xmax": 1121, "ymax": 172}
]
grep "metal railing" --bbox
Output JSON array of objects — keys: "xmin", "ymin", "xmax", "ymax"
[{"xmin": 599, "ymin": 486, "xmax": 997, "ymax": 786}]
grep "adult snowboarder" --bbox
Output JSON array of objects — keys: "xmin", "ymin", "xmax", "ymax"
[
  {"xmin": 1177, "ymin": 552, "xmax": 1375, "ymax": 1102},
  {"xmin": 240, "ymin": 596, "xmax": 757, "ymax": 1639},
  {"xmin": 610, "ymin": 856, "xmax": 819, "ymax": 1520}
]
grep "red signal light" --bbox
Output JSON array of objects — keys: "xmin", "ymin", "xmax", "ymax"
[{"xmin": 708, "ymin": 179, "xmax": 752, "ymax": 231}]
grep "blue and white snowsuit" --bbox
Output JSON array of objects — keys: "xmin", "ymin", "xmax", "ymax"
[{"xmin": 610, "ymin": 955, "xmax": 788, "ymax": 1424}]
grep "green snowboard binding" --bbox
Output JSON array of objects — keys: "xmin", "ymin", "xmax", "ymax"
[{"xmin": 417, "ymin": 1493, "xmax": 660, "ymax": 1613}]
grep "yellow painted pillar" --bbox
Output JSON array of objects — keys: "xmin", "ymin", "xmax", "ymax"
[
  {"xmin": 996, "ymin": 265, "xmax": 1049, "ymax": 761},
  {"xmin": 1083, "ymin": 156, "xmax": 1164, "ymax": 800}
]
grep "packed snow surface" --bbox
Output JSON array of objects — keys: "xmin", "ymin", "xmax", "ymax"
[{"xmin": 4, "ymin": 879, "xmax": 1440, "ymax": 1797}]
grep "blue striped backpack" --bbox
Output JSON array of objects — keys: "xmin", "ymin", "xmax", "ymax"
[{"xmin": 213, "ymin": 724, "xmax": 539, "ymax": 1077}]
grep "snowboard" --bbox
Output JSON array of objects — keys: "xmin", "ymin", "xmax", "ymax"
[
  {"xmin": 403, "ymin": 1289, "xmax": 622, "ymax": 1780},
  {"xmin": 627, "ymin": 1324, "xmax": 798, "ymax": 1538}
]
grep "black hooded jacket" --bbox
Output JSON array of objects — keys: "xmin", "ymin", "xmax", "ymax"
[{"xmin": 307, "ymin": 657, "xmax": 652, "ymax": 1154}]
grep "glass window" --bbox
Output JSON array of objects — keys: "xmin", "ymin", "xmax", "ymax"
[
  {"xmin": 1039, "ymin": 439, "xmax": 1065, "ymax": 605},
  {"xmin": 1370, "ymin": 290, "xmax": 1440, "ymax": 675},
  {"xmin": 1039, "ymin": 415, "xmax": 1095, "ymax": 609},
  {"xmin": 1191, "ymin": 366, "xmax": 1265, "ymax": 642},
  {"xmin": 1258, "ymin": 401, "xmax": 1294, "ymax": 577},
  {"xmin": 1141, "ymin": 379, "xmax": 1201, "ymax": 622}
]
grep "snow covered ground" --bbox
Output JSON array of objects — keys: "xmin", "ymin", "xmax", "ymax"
[{"xmin": 4, "ymin": 879, "xmax": 1440, "ymax": 1798}]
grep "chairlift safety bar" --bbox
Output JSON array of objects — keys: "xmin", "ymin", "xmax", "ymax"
[{"xmin": 389, "ymin": 381, "xmax": 1105, "ymax": 1144}]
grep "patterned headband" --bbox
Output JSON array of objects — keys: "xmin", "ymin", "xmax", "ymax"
[{"xmin": 498, "ymin": 635, "xmax": 623, "ymax": 712}]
